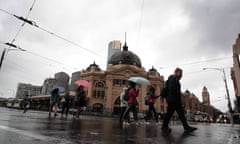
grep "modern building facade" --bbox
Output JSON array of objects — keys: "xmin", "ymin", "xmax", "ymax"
[
  {"xmin": 16, "ymin": 83, "xmax": 42, "ymax": 98},
  {"xmin": 70, "ymin": 71, "xmax": 81, "ymax": 91},
  {"xmin": 107, "ymin": 40, "xmax": 121, "ymax": 66},
  {"xmin": 54, "ymin": 72, "xmax": 70, "ymax": 91},
  {"xmin": 232, "ymin": 34, "xmax": 240, "ymax": 112},
  {"xmin": 41, "ymin": 78, "xmax": 57, "ymax": 95}
]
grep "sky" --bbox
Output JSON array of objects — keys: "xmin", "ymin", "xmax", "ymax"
[{"xmin": 0, "ymin": 0, "xmax": 240, "ymax": 112}]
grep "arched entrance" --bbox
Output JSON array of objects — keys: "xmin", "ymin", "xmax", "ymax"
[
  {"xmin": 113, "ymin": 96, "xmax": 121, "ymax": 115},
  {"xmin": 112, "ymin": 96, "xmax": 139, "ymax": 115},
  {"xmin": 92, "ymin": 103, "xmax": 103, "ymax": 113}
]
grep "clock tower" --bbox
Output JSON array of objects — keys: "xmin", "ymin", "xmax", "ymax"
[{"xmin": 202, "ymin": 86, "xmax": 210, "ymax": 106}]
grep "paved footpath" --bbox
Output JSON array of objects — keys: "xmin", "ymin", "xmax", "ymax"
[{"xmin": 0, "ymin": 107, "xmax": 239, "ymax": 144}]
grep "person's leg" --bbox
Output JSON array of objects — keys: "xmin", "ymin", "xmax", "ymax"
[
  {"xmin": 65, "ymin": 105, "xmax": 69, "ymax": 117},
  {"xmin": 132, "ymin": 104, "xmax": 138, "ymax": 122},
  {"xmin": 152, "ymin": 104, "xmax": 159, "ymax": 122},
  {"xmin": 61, "ymin": 104, "xmax": 65, "ymax": 116},
  {"xmin": 175, "ymin": 104, "xmax": 189, "ymax": 129},
  {"xmin": 122, "ymin": 105, "xmax": 131, "ymax": 122},
  {"xmin": 162, "ymin": 103, "xmax": 175, "ymax": 128},
  {"xmin": 120, "ymin": 107, "xmax": 126, "ymax": 122},
  {"xmin": 146, "ymin": 104, "xmax": 151, "ymax": 122},
  {"xmin": 49, "ymin": 103, "xmax": 53, "ymax": 116}
]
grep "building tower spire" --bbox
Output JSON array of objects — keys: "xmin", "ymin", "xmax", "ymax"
[{"xmin": 123, "ymin": 32, "xmax": 128, "ymax": 51}]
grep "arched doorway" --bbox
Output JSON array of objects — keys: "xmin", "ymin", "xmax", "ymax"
[
  {"xmin": 112, "ymin": 97, "xmax": 139, "ymax": 115},
  {"xmin": 113, "ymin": 96, "xmax": 121, "ymax": 115},
  {"xmin": 92, "ymin": 103, "xmax": 103, "ymax": 113}
]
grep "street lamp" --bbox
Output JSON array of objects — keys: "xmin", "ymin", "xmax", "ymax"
[{"xmin": 203, "ymin": 68, "xmax": 233, "ymax": 115}]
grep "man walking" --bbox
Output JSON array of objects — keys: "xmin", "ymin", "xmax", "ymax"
[{"xmin": 162, "ymin": 68, "xmax": 197, "ymax": 133}]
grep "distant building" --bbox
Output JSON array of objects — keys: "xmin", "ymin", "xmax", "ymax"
[
  {"xmin": 232, "ymin": 34, "xmax": 240, "ymax": 112},
  {"xmin": 54, "ymin": 72, "xmax": 70, "ymax": 91},
  {"xmin": 41, "ymin": 78, "xmax": 57, "ymax": 95},
  {"xmin": 107, "ymin": 40, "xmax": 121, "ymax": 66},
  {"xmin": 202, "ymin": 86, "xmax": 211, "ymax": 114},
  {"xmin": 16, "ymin": 83, "xmax": 42, "ymax": 98},
  {"xmin": 70, "ymin": 71, "xmax": 81, "ymax": 91}
]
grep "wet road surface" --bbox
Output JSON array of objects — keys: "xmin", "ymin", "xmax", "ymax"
[{"xmin": 0, "ymin": 107, "xmax": 239, "ymax": 144}]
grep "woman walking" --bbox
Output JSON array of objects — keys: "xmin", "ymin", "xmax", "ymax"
[
  {"xmin": 145, "ymin": 86, "xmax": 160, "ymax": 124},
  {"xmin": 61, "ymin": 91, "xmax": 71, "ymax": 118},
  {"xmin": 75, "ymin": 86, "xmax": 87, "ymax": 119},
  {"xmin": 122, "ymin": 81, "xmax": 139, "ymax": 125},
  {"xmin": 49, "ymin": 88, "xmax": 60, "ymax": 117}
]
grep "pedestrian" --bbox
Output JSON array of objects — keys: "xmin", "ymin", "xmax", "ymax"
[
  {"xmin": 75, "ymin": 86, "xmax": 87, "ymax": 119},
  {"xmin": 23, "ymin": 94, "xmax": 30, "ymax": 113},
  {"xmin": 61, "ymin": 91, "xmax": 71, "ymax": 118},
  {"xmin": 119, "ymin": 87, "xmax": 130, "ymax": 124},
  {"xmin": 49, "ymin": 88, "xmax": 60, "ymax": 117},
  {"xmin": 162, "ymin": 68, "xmax": 197, "ymax": 133},
  {"xmin": 145, "ymin": 86, "xmax": 160, "ymax": 124},
  {"xmin": 122, "ymin": 81, "xmax": 139, "ymax": 125}
]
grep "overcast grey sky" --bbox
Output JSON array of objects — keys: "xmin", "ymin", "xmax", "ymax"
[{"xmin": 0, "ymin": 0, "xmax": 240, "ymax": 112}]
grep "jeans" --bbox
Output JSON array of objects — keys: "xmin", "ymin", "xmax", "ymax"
[
  {"xmin": 162, "ymin": 102, "xmax": 189, "ymax": 129},
  {"xmin": 146, "ymin": 103, "xmax": 159, "ymax": 122},
  {"xmin": 122, "ymin": 103, "xmax": 138, "ymax": 121}
]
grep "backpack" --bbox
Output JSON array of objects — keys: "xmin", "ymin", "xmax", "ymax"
[
  {"xmin": 160, "ymin": 80, "xmax": 169, "ymax": 98},
  {"xmin": 123, "ymin": 88, "xmax": 131, "ymax": 101},
  {"xmin": 144, "ymin": 95, "xmax": 149, "ymax": 105}
]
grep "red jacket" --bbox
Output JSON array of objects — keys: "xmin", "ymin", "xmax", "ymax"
[{"xmin": 128, "ymin": 88, "xmax": 139, "ymax": 104}]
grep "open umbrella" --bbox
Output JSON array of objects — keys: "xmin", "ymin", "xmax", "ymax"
[
  {"xmin": 74, "ymin": 80, "xmax": 91, "ymax": 88},
  {"xmin": 50, "ymin": 86, "xmax": 65, "ymax": 93},
  {"xmin": 128, "ymin": 77, "xmax": 150, "ymax": 85}
]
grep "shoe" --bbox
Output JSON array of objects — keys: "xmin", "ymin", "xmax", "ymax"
[
  {"xmin": 184, "ymin": 126, "xmax": 197, "ymax": 133},
  {"xmin": 123, "ymin": 122, "xmax": 130, "ymax": 125},
  {"xmin": 144, "ymin": 122, "xmax": 150, "ymax": 125},
  {"xmin": 54, "ymin": 113, "xmax": 58, "ymax": 117},
  {"xmin": 162, "ymin": 126, "xmax": 172, "ymax": 133},
  {"xmin": 156, "ymin": 122, "xmax": 161, "ymax": 125}
]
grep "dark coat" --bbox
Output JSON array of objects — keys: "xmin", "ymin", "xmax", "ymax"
[{"xmin": 166, "ymin": 75, "xmax": 182, "ymax": 104}]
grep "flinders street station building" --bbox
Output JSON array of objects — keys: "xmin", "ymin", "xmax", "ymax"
[
  {"xmin": 12, "ymin": 40, "xmax": 221, "ymax": 119},
  {"xmin": 80, "ymin": 41, "xmax": 166, "ymax": 115}
]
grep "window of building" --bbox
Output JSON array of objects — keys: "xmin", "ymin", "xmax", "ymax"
[
  {"xmin": 93, "ymin": 81, "xmax": 105, "ymax": 99},
  {"xmin": 113, "ymin": 79, "xmax": 127, "ymax": 86}
]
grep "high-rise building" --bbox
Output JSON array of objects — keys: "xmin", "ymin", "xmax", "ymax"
[
  {"xmin": 107, "ymin": 40, "xmax": 121, "ymax": 66},
  {"xmin": 232, "ymin": 34, "xmax": 240, "ymax": 112},
  {"xmin": 70, "ymin": 71, "xmax": 81, "ymax": 91},
  {"xmin": 41, "ymin": 78, "xmax": 57, "ymax": 95},
  {"xmin": 54, "ymin": 72, "xmax": 70, "ymax": 91},
  {"xmin": 16, "ymin": 83, "xmax": 42, "ymax": 98}
]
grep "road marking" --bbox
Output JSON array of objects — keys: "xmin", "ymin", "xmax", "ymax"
[{"xmin": 0, "ymin": 125, "xmax": 50, "ymax": 140}]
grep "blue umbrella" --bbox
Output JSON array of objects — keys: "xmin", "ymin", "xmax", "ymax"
[
  {"xmin": 50, "ymin": 86, "xmax": 65, "ymax": 94},
  {"xmin": 128, "ymin": 77, "xmax": 150, "ymax": 85}
]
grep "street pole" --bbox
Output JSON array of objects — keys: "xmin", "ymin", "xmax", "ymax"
[
  {"xmin": 222, "ymin": 69, "xmax": 233, "ymax": 113},
  {"xmin": 203, "ymin": 68, "xmax": 234, "ymax": 124}
]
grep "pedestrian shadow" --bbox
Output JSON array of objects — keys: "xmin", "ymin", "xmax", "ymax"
[{"xmin": 161, "ymin": 132, "xmax": 196, "ymax": 144}]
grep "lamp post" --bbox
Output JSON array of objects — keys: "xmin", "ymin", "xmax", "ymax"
[{"xmin": 203, "ymin": 68, "xmax": 233, "ymax": 123}]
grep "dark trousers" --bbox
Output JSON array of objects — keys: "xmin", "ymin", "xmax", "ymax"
[
  {"xmin": 23, "ymin": 104, "xmax": 28, "ymax": 113},
  {"xmin": 162, "ymin": 102, "xmax": 189, "ymax": 129},
  {"xmin": 61, "ymin": 103, "xmax": 69, "ymax": 116},
  {"xmin": 120, "ymin": 106, "xmax": 129, "ymax": 122},
  {"xmin": 122, "ymin": 103, "xmax": 138, "ymax": 121},
  {"xmin": 146, "ymin": 103, "xmax": 159, "ymax": 122}
]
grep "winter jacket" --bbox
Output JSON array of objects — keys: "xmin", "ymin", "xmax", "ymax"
[{"xmin": 128, "ymin": 88, "xmax": 139, "ymax": 104}]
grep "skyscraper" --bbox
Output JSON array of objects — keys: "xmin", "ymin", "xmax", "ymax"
[{"xmin": 107, "ymin": 40, "xmax": 121, "ymax": 66}]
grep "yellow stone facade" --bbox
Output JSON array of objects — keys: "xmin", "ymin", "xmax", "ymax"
[{"xmin": 80, "ymin": 63, "xmax": 166, "ymax": 115}]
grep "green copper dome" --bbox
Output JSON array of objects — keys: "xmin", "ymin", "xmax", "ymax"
[{"xmin": 108, "ymin": 43, "xmax": 142, "ymax": 68}]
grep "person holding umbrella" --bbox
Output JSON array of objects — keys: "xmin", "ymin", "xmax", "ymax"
[
  {"xmin": 74, "ymin": 80, "xmax": 90, "ymax": 119},
  {"xmin": 75, "ymin": 86, "xmax": 87, "ymax": 119},
  {"xmin": 145, "ymin": 86, "xmax": 160, "ymax": 124},
  {"xmin": 49, "ymin": 88, "xmax": 60, "ymax": 117},
  {"xmin": 122, "ymin": 81, "xmax": 140, "ymax": 125}
]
